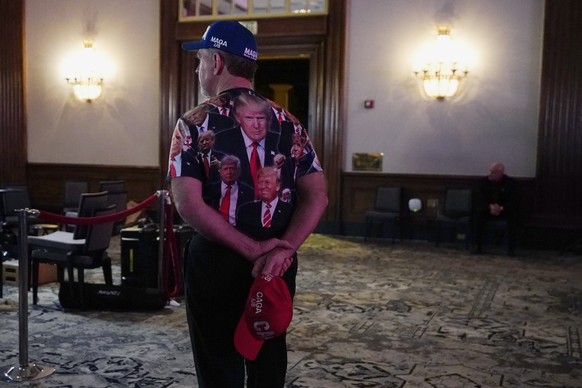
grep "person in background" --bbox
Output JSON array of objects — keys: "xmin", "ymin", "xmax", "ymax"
[
  {"xmin": 215, "ymin": 92, "xmax": 287, "ymax": 198},
  {"xmin": 205, "ymin": 154, "xmax": 254, "ymax": 226},
  {"xmin": 474, "ymin": 162, "xmax": 518, "ymax": 256},
  {"xmin": 236, "ymin": 167, "xmax": 294, "ymax": 239},
  {"xmin": 196, "ymin": 130, "xmax": 223, "ymax": 181},
  {"xmin": 168, "ymin": 20, "xmax": 328, "ymax": 387}
]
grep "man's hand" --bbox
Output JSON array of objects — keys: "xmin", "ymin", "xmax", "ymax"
[
  {"xmin": 250, "ymin": 171, "xmax": 327, "ymax": 277},
  {"xmin": 252, "ymin": 246, "xmax": 295, "ymax": 278},
  {"xmin": 251, "ymin": 239, "xmax": 293, "ymax": 265},
  {"xmin": 210, "ymin": 156, "xmax": 221, "ymax": 169},
  {"xmin": 273, "ymin": 154, "xmax": 286, "ymax": 169},
  {"xmin": 172, "ymin": 177, "xmax": 293, "ymax": 262}
]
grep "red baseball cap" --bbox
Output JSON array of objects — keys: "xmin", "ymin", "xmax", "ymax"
[{"xmin": 234, "ymin": 274, "xmax": 293, "ymax": 361}]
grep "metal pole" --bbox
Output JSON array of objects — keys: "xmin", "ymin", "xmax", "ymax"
[
  {"xmin": 0, "ymin": 209, "xmax": 55, "ymax": 382},
  {"xmin": 157, "ymin": 191, "xmax": 166, "ymax": 290},
  {"xmin": 17, "ymin": 210, "xmax": 29, "ymax": 366}
]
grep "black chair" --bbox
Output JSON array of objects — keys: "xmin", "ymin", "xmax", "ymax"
[
  {"xmin": 0, "ymin": 225, "xmax": 17, "ymax": 298},
  {"xmin": 364, "ymin": 187, "xmax": 403, "ymax": 243},
  {"xmin": 106, "ymin": 190, "xmax": 128, "ymax": 235},
  {"xmin": 98, "ymin": 181, "xmax": 127, "ymax": 234},
  {"xmin": 27, "ymin": 191, "xmax": 109, "ymax": 265},
  {"xmin": 0, "ymin": 187, "xmax": 25, "ymax": 298},
  {"xmin": 73, "ymin": 191, "xmax": 110, "ymax": 239},
  {"xmin": 1, "ymin": 188, "xmax": 22, "ymax": 254},
  {"xmin": 434, "ymin": 188, "xmax": 473, "ymax": 249},
  {"xmin": 0, "ymin": 185, "xmax": 41, "ymax": 230},
  {"xmin": 99, "ymin": 180, "xmax": 126, "ymax": 194},
  {"xmin": 63, "ymin": 180, "xmax": 89, "ymax": 214},
  {"xmin": 29, "ymin": 205, "xmax": 116, "ymax": 307}
]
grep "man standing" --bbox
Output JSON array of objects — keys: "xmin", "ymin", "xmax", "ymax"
[
  {"xmin": 474, "ymin": 162, "xmax": 518, "ymax": 256},
  {"xmin": 168, "ymin": 20, "xmax": 328, "ymax": 387}
]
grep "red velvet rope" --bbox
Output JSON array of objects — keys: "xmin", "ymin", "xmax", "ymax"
[{"xmin": 36, "ymin": 193, "xmax": 159, "ymax": 225}]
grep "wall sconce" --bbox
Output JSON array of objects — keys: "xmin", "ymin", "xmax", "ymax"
[
  {"xmin": 414, "ymin": 26, "xmax": 468, "ymax": 100},
  {"xmin": 64, "ymin": 41, "xmax": 104, "ymax": 102},
  {"xmin": 408, "ymin": 198, "xmax": 422, "ymax": 213}
]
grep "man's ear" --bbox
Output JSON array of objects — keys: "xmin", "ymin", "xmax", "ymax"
[{"xmin": 213, "ymin": 53, "xmax": 225, "ymax": 75}]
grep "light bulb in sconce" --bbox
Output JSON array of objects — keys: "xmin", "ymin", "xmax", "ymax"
[
  {"xmin": 408, "ymin": 198, "xmax": 422, "ymax": 213},
  {"xmin": 413, "ymin": 26, "xmax": 470, "ymax": 100},
  {"xmin": 64, "ymin": 41, "xmax": 106, "ymax": 102}
]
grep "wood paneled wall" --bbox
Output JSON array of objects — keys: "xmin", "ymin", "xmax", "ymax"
[
  {"xmin": 26, "ymin": 163, "xmax": 161, "ymax": 212},
  {"xmin": 534, "ymin": 0, "xmax": 582, "ymax": 228},
  {"xmin": 338, "ymin": 172, "xmax": 582, "ymax": 249},
  {"xmin": 340, "ymin": 172, "xmax": 535, "ymax": 227},
  {"xmin": 0, "ymin": 0, "xmax": 26, "ymax": 186}
]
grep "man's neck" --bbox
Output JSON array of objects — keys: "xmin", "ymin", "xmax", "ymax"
[{"xmin": 215, "ymin": 76, "xmax": 253, "ymax": 95}]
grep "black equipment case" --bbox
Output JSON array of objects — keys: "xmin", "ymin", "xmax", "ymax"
[
  {"xmin": 120, "ymin": 223, "xmax": 194, "ymax": 289},
  {"xmin": 120, "ymin": 224, "xmax": 159, "ymax": 288},
  {"xmin": 59, "ymin": 282, "xmax": 167, "ymax": 311}
]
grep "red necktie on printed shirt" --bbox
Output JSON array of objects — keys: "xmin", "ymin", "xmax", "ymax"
[
  {"xmin": 220, "ymin": 185, "xmax": 231, "ymax": 222},
  {"xmin": 250, "ymin": 142, "xmax": 261, "ymax": 195},
  {"xmin": 263, "ymin": 204, "xmax": 272, "ymax": 228},
  {"xmin": 169, "ymin": 157, "xmax": 177, "ymax": 178},
  {"xmin": 203, "ymin": 154, "xmax": 210, "ymax": 178}
]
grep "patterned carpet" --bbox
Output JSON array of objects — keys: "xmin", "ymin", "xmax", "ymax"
[{"xmin": 1, "ymin": 234, "xmax": 582, "ymax": 387}]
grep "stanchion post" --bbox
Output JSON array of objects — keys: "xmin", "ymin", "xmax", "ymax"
[
  {"xmin": 0, "ymin": 209, "xmax": 55, "ymax": 382},
  {"xmin": 157, "ymin": 191, "xmax": 166, "ymax": 290}
]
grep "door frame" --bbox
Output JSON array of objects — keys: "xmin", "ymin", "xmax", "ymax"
[{"xmin": 160, "ymin": 0, "xmax": 346, "ymax": 227}]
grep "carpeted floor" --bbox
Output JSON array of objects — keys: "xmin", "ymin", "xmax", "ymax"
[{"xmin": 1, "ymin": 234, "xmax": 582, "ymax": 387}]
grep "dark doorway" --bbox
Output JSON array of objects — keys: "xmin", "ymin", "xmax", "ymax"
[{"xmin": 255, "ymin": 58, "xmax": 310, "ymax": 126}]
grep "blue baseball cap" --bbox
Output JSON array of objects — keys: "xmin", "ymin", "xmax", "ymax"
[{"xmin": 182, "ymin": 21, "xmax": 258, "ymax": 61}]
